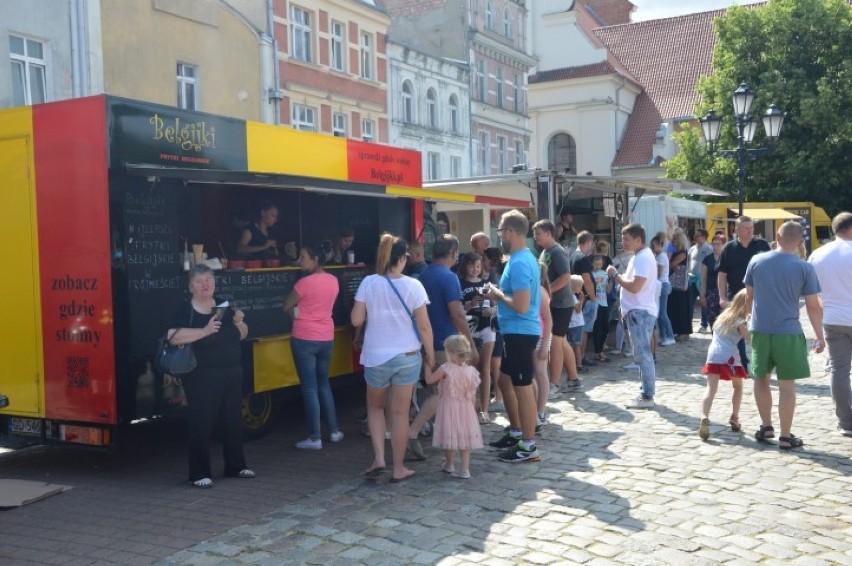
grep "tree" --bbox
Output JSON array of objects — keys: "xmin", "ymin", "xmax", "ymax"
[{"xmin": 665, "ymin": 0, "xmax": 852, "ymax": 215}]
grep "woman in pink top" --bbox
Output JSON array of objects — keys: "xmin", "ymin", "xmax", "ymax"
[{"xmin": 284, "ymin": 244, "xmax": 342, "ymax": 450}]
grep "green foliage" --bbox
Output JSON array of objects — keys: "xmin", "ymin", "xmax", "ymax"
[{"xmin": 666, "ymin": 0, "xmax": 852, "ymax": 215}]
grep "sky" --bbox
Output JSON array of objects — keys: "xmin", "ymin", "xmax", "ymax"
[{"xmin": 630, "ymin": 0, "xmax": 764, "ymax": 22}]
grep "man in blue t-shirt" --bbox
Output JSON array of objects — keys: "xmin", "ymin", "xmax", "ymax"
[
  {"xmin": 486, "ymin": 210, "xmax": 542, "ymax": 463},
  {"xmin": 745, "ymin": 221, "xmax": 824, "ymax": 450},
  {"xmin": 407, "ymin": 234, "xmax": 478, "ymax": 460}
]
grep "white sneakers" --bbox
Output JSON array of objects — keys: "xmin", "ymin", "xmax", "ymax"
[
  {"xmin": 623, "ymin": 362, "xmax": 640, "ymax": 371},
  {"xmin": 296, "ymin": 431, "xmax": 344, "ymax": 450},
  {"xmin": 625, "ymin": 396, "xmax": 655, "ymax": 409},
  {"xmin": 659, "ymin": 338, "xmax": 677, "ymax": 347}
]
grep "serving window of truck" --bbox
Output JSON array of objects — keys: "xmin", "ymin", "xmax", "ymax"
[{"xmin": 1, "ymin": 95, "xmax": 497, "ymax": 446}]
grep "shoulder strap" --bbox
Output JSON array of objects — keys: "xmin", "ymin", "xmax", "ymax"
[{"xmin": 384, "ymin": 275, "xmax": 422, "ymax": 343}]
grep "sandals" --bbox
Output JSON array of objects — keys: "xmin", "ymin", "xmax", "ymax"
[
  {"xmin": 699, "ymin": 418, "xmax": 710, "ymax": 441},
  {"xmin": 754, "ymin": 425, "xmax": 775, "ymax": 442},
  {"xmin": 478, "ymin": 411, "xmax": 491, "ymax": 425},
  {"xmin": 729, "ymin": 417, "xmax": 742, "ymax": 432},
  {"xmin": 779, "ymin": 434, "xmax": 804, "ymax": 450},
  {"xmin": 594, "ymin": 353, "xmax": 610, "ymax": 363}
]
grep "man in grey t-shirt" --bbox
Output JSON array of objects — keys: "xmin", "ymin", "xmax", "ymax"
[
  {"xmin": 745, "ymin": 221, "xmax": 824, "ymax": 449},
  {"xmin": 533, "ymin": 220, "xmax": 579, "ymax": 393},
  {"xmin": 688, "ymin": 229, "xmax": 713, "ymax": 332}
]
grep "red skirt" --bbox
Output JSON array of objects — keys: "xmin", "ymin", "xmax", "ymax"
[{"xmin": 703, "ymin": 363, "xmax": 748, "ymax": 381}]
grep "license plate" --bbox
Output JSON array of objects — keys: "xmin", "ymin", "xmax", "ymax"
[{"xmin": 7, "ymin": 417, "xmax": 43, "ymax": 436}]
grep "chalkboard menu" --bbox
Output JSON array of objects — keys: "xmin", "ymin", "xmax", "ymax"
[
  {"xmin": 124, "ymin": 185, "xmax": 184, "ymax": 358},
  {"xmin": 332, "ymin": 266, "xmax": 368, "ymax": 323},
  {"xmin": 215, "ymin": 270, "xmax": 297, "ymax": 337}
]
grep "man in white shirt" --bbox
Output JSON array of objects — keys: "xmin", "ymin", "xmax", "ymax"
[
  {"xmin": 607, "ymin": 223, "xmax": 659, "ymax": 409},
  {"xmin": 809, "ymin": 212, "xmax": 852, "ymax": 436}
]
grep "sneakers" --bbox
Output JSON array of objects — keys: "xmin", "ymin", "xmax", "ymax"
[
  {"xmin": 295, "ymin": 437, "xmax": 322, "ymax": 450},
  {"xmin": 489, "ymin": 432, "xmax": 521, "ymax": 449},
  {"xmin": 699, "ymin": 418, "xmax": 710, "ymax": 441},
  {"xmin": 498, "ymin": 441, "xmax": 541, "ymax": 462},
  {"xmin": 623, "ymin": 362, "xmax": 640, "ymax": 371},
  {"xmin": 547, "ymin": 384, "xmax": 560, "ymax": 400},
  {"xmin": 659, "ymin": 338, "xmax": 676, "ymax": 347},
  {"xmin": 583, "ymin": 357, "xmax": 598, "ymax": 367},
  {"xmin": 565, "ymin": 379, "xmax": 582, "ymax": 390},
  {"xmin": 354, "ymin": 412, "xmax": 368, "ymax": 424},
  {"xmin": 698, "ymin": 326, "xmax": 709, "ymax": 334},
  {"xmin": 625, "ymin": 396, "xmax": 655, "ymax": 409},
  {"xmin": 838, "ymin": 427, "xmax": 852, "ymax": 437},
  {"xmin": 330, "ymin": 431, "xmax": 344, "ymax": 443}
]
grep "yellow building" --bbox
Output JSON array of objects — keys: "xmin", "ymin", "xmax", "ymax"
[{"xmin": 101, "ymin": 0, "xmax": 270, "ymax": 122}]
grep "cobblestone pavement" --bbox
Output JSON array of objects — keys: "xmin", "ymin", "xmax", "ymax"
[{"xmin": 158, "ymin": 309, "xmax": 852, "ymax": 566}]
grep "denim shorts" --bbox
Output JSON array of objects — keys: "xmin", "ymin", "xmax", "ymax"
[
  {"xmin": 364, "ymin": 351, "xmax": 422, "ymax": 389},
  {"xmin": 582, "ymin": 299, "xmax": 598, "ymax": 333},
  {"xmin": 567, "ymin": 326, "xmax": 584, "ymax": 346}
]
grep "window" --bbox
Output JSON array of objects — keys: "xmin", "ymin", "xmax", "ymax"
[
  {"xmin": 427, "ymin": 152, "xmax": 441, "ymax": 181},
  {"xmin": 451, "ymin": 156, "xmax": 462, "ymax": 178},
  {"xmin": 290, "ymin": 6, "xmax": 312, "ymax": 63},
  {"xmin": 402, "ymin": 80, "xmax": 414, "ymax": 123},
  {"xmin": 426, "ymin": 88, "xmax": 438, "ymax": 128},
  {"xmin": 292, "ymin": 104, "xmax": 316, "ymax": 131},
  {"xmin": 503, "ymin": 8, "xmax": 512, "ymax": 37},
  {"xmin": 330, "ymin": 21, "xmax": 345, "ymax": 72},
  {"xmin": 361, "ymin": 119, "xmax": 374, "ymax": 142},
  {"xmin": 476, "ymin": 60, "xmax": 486, "ymax": 102},
  {"xmin": 332, "ymin": 112, "xmax": 347, "ymax": 137},
  {"xmin": 548, "ymin": 133, "xmax": 577, "ymax": 174},
  {"xmin": 496, "ymin": 68, "xmax": 504, "ymax": 108},
  {"xmin": 513, "ymin": 74, "xmax": 521, "ymax": 113},
  {"xmin": 10, "ymin": 35, "xmax": 46, "ymax": 106},
  {"xmin": 360, "ymin": 32, "xmax": 373, "ymax": 80},
  {"xmin": 515, "ymin": 140, "xmax": 525, "ymax": 165},
  {"xmin": 497, "ymin": 136, "xmax": 507, "ymax": 173},
  {"xmin": 486, "ymin": 2, "xmax": 494, "ymax": 30},
  {"xmin": 176, "ymin": 63, "xmax": 198, "ymax": 110},
  {"xmin": 478, "ymin": 131, "xmax": 490, "ymax": 175},
  {"xmin": 449, "ymin": 94, "xmax": 460, "ymax": 133}
]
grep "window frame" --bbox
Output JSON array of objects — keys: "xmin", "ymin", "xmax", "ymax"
[
  {"xmin": 9, "ymin": 34, "xmax": 47, "ymax": 106},
  {"xmin": 176, "ymin": 62, "xmax": 198, "ymax": 110},
  {"xmin": 477, "ymin": 60, "xmax": 487, "ymax": 102},
  {"xmin": 402, "ymin": 80, "xmax": 414, "ymax": 123},
  {"xmin": 496, "ymin": 68, "xmax": 504, "ymax": 109},
  {"xmin": 426, "ymin": 88, "xmax": 438, "ymax": 129},
  {"xmin": 359, "ymin": 31, "xmax": 373, "ymax": 80},
  {"xmin": 548, "ymin": 133, "xmax": 577, "ymax": 174},
  {"xmin": 449, "ymin": 94, "xmax": 460, "ymax": 133},
  {"xmin": 478, "ymin": 131, "xmax": 490, "ymax": 175},
  {"xmin": 427, "ymin": 151, "xmax": 441, "ymax": 181},
  {"xmin": 292, "ymin": 103, "xmax": 317, "ymax": 131},
  {"xmin": 515, "ymin": 139, "xmax": 525, "ymax": 166},
  {"xmin": 361, "ymin": 118, "xmax": 375, "ymax": 142},
  {"xmin": 503, "ymin": 7, "xmax": 512, "ymax": 37},
  {"xmin": 486, "ymin": 1, "xmax": 494, "ymax": 31},
  {"xmin": 332, "ymin": 112, "xmax": 347, "ymax": 137},
  {"xmin": 497, "ymin": 135, "xmax": 507, "ymax": 173},
  {"xmin": 290, "ymin": 5, "xmax": 313, "ymax": 63},
  {"xmin": 450, "ymin": 155, "xmax": 462, "ymax": 178},
  {"xmin": 330, "ymin": 20, "xmax": 346, "ymax": 72}
]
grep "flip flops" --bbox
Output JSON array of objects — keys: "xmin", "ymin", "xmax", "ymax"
[
  {"xmin": 363, "ymin": 466, "xmax": 386, "ymax": 478},
  {"xmin": 389, "ymin": 470, "xmax": 416, "ymax": 484}
]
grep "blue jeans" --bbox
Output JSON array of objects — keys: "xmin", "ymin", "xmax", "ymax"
[
  {"xmin": 291, "ymin": 337, "xmax": 338, "ymax": 439},
  {"xmin": 626, "ymin": 309, "xmax": 657, "ymax": 399},
  {"xmin": 657, "ymin": 281, "xmax": 674, "ymax": 341}
]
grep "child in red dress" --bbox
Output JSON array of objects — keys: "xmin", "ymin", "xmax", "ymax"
[
  {"xmin": 699, "ymin": 289, "xmax": 750, "ymax": 440},
  {"xmin": 426, "ymin": 335, "xmax": 484, "ymax": 479}
]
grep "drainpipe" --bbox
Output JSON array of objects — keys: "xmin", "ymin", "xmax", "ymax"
[
  {"xmin": 267, "ymin": 0, "xmax": 281, "ymax": 124},
  {"xmin": 614, "ymin": 73, "xmax": 627, "ymax": 156}
]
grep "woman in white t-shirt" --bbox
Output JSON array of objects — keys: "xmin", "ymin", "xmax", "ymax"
[
  {"xmin": 652, "ymin": 233, "xmax": 675, "ymax": 346},
  {"xmin": 351, "ymin": 234, "xmax": 435, "ymax": 483}
]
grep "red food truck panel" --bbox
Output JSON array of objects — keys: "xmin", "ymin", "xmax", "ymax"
[{"xmin": 33, "ymin": 96, "xmax": 117, "ymax": 424}]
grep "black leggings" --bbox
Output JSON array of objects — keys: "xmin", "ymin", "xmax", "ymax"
[{"xmin": 592, "ymin": 304, "xmax": 611, "ymax": 354}]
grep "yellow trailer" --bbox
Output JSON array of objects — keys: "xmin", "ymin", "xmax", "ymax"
[{"xmin": 706, "ymin": 201, "xmax": 832, "ymax": 253}]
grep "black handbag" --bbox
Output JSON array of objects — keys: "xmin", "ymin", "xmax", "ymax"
[{"xmin": 154, "ymin": 309, "xmax": 197, "ymax": 375}]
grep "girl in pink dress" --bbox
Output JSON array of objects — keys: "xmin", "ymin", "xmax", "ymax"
[{"xmin": 425, "ymin": 335, "xmax": 484, "ymax": 479}]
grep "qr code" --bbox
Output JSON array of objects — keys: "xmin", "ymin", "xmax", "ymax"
[{"xmin": 67, "ymin": 356, "xmax": 90, "ymax": 388}]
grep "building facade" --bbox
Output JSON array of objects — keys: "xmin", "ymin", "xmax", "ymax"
[
  {"xmin": 272, "ymin": 0, "xmax": 391, "ymax": 142},
  {"xmin": 386, "ymin": 40, "xmax": 470, "ymax": 180},
  {"xmin": 384, "ymin": 0, "xmax": 535, "ymax": 177}
]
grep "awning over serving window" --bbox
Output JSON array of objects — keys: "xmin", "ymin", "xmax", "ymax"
[{"xmin": 729, "ymin": 208, "xmax": 804, "ymax": 221}]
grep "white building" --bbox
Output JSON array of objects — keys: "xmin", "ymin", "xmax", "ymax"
[{"xmin": 386, "ymin": 40, "xmax": 471, "ymax": 180}]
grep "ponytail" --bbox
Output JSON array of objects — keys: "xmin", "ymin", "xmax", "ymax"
[
  {"xmin": 375, "ymin": 233, "xmax": 408, "ymax": 274},
  {"xmin": 376, "ymin": 233, "xmax": 394, "ymax": 274}
]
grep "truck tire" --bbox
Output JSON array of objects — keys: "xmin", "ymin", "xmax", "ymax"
[{"xmin": 241, "ymin": 391, "xmax": 279, "ymax": 440}]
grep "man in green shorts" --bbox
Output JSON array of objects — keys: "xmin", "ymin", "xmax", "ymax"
[{"xmin": 744, "ymin": 221, "xmax": 824, "ymax": 450}]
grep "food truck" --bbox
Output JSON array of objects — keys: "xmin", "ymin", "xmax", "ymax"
[
  {"xmin": 0, "ymin": 95, "xmax": 531, "ymax": 447},
  {"xmin": 706, "ymin": 202, "xmax": 833, "ymax": 253}
]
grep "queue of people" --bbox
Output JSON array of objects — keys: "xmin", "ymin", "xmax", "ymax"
[{"xmin": 165, "ymin": 206, "xmax": 848, "ymax": 489}]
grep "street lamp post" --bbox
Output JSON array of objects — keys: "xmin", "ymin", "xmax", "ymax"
[{"xmin": 698, "ymin": 82, "xmax": 786, "ymax": 216}]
